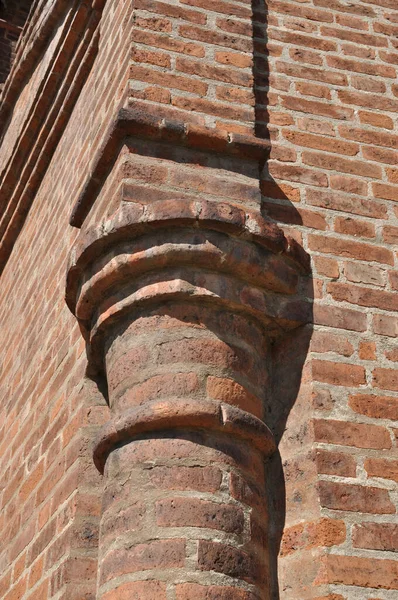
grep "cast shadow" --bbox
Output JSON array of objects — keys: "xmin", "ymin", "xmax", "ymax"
[
  {"xmin": 0, "ymin": 33, "xmax": 12, "ymax": 87},
  {"xmin": 0, "ymin": 0, "xmax": 33, "ymax": 86},
  {"xmin": 251, "ymin": 1, "xmax": 314, "ymax": 597}
]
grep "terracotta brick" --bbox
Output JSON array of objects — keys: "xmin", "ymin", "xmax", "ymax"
[
  {"xmin": 359, "ymin": 110, "xmax": 394, "ymax": 129},
  {"xmin": 373, "ymin": 368, "xmax": 398, "ymax": 391},
  {"xmin": 353, "ymin": 522, "xmax": 398, "ymax": 551},
  {"xmin": 100, "ymin": 539, "xmax": 186, "ymax": 583},
  {"xmin": 136, "ymin": 0, "xmax": 206, "ymax": 24},
  {"xmin": 363, "ymin": 146, "xmax": 398, "ymax": 165},
  {"xmin": 345, "ymin": 263, "xmax": 385, "ymax": 287},
  {"xmin": 117, "ymin": 372, "xmax": 200, "ymax": 410},
  {"xmin": 309, "ymin": 234, "xmax": 393, "ymax": 265},
  {"xmin": 373, "ymin": 314, "xmax": 398, "ymax": 337},
  {"xmin": 307, "ymin": 188, "xmax": 387, "ymax": 219},
  {"xmin": 156, "ymin": 497, "xmax": 244, "ymax": 533},
  {"xmin": 206, "ymin": 376, "xmax": 262, "ymax": 418},
  {"xmin": 373, "ymin": 182, "xmax": 398, "ymax": 202},
  {"xmin": 314, "ymin": 419, "xmax": 391, "ymax": 449},
  {"xmin": 365, "ymin": 458, "xmax": 398, "ymax": 483},
  {"xmin": 312, "ymin": 360, "xmax": 366, "ymax": 387},
  {"xmin": 313, "ymin": 305, "xmax": 367, "ymax": 332},
  {"xmin": 324, "ymin": 554, "xmax": 398, "ymax": 589},
  {"xmin": 316, "ymin": 450, "xmax": 357, "ymax": 477},
  {"xmin": 387, "ymin": 168, "xmax": 398, "ymax": 184},
  {"xmin": 280, "ymin": 522, "xmax": 306, "ymax": 556},
  {"xmin": 175, "ymin": 583, "xmax": 256, "ymax": 600},
  {"xmin": 229, "ymin": 472, "xmax": 265, "ymax": 512},
  {"xmin": 306, "ymin": 518, "xmax": 346, "ymax": 548},
  {"xmin": 310, "ymin": 331, "xmax": 354, "ymax": 357},
  {"xmin": 198, "ymin": 540, "xmax": 258, "ymax": 584},
  {"xmin": 298, "ymin": 116, "xmax": 335, "ymax": 137},
  {"xmin": 328, "ymin": 282, "xmax": 396, "ymax": 311},
  {"xmin": 359, "ymin": 341, "xmax": 377, "ymax": 360},
  {"xmin": 335, "ymin": 216, "xmax": 375, "ymax": 238},
  {"xmin": 313, "ymin": 256, "xmax": 339, "ymax": 278},
  {"xmin": 318, "ymin": 481, "xmax": 395, "ymax": 514},
  {"xmin": 267, "ymin": 162, "xmax": 328, "ymax": 187},
  {"xmin": 150, "ymin": 465, "xmax": 222, "ymax": 492},
  {"xmin": 386, "ymin": 348, "xmax": 398, "ymax": 362},
  {"xmin": 349, "ymin": 393, "xmax": 398, "ymax": 420},
  {"xmin": 303, "ymin": 151, "xmax": 382, "ymax": 179},
  {"xmin": 282, "ymin": 96, "xmax": 353, "ymax": 121},
  {"xmin": 283, "ymin": 130, "xmax": 358, "ymax": 156}
]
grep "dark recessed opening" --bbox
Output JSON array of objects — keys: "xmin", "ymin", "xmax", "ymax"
[{"xmin": 0, "ymin": 0, "xmax": 34, "ymax": 89}]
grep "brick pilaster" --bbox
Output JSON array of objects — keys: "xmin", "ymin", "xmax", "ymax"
[{"xmin": 66, "ymin": 198, "xmax": 310, "ymax": 598}]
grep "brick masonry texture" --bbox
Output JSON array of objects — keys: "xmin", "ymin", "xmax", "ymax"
[{"xmin": 0, "ymin": 1, "xmax": 397, "ymax": 600}]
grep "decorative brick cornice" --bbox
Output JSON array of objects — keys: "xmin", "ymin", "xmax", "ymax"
[
  {"xmin": 93, "ymin": 397, "xmax": 277, "ymax": 473},
  {"xmin": 66, "ymin": 195, "xmax": 311, "ymax": 469},
  {"xmin": 66, "ymin": 198, "xmax": 310, "ymax": 365},
  {"xmin": 69, "ymin": 104, "xmax": 272, "ymax": 228}
]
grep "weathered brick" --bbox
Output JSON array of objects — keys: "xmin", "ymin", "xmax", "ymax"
[
  {"xmin": 100, "ymin": 539, "xmax": 186, "ymax": 583},
  {"xmin": 373, "ymin": 368, "xmax": 398, "ymax": 392},
  {"xmin": 313, "ymin": 304, "xmax": 367, "ymax": 332},
  {"xmin": 206, "ymin": 376, "xmax": 262, "ymax": 418},
  {"xmin": 150, "ymin": 465, "xmax": 222, "ymax": 492},
  {"xmin": 307, "ymin": 188, "xmax": 387, "ymax": 219},
  {"xmin": 316, "ymin": 449, "xmax": 357, "ymax": 477},
  {"xmin": 349, "ymin": 393, "xmax": 398, "ymax": 421},
  {"xmin": 309, "ymin": 234, "xmax": 393, "ymax": 265},
  {"xmin": 344, "ymin": 262, "xmax": 385, "ymax": 286},
  {"xmin": 328, "ymin": 282, "xmax": 397, "ymax": 311},
  {"xmin": 314, "ymin": 419, "xmax": 391, "ymax": 449},
  {"xmin": 175, "ymin": 583, "xmax": 256, "ymax": 600},
  {"xmin": 353, "ymin": 522, "xmax": 398, "ymax": 551},
  {"xmin": 373, "ymin": 314, "xmax": 398, "ymax": 337},
  {"xmin": 198, "ymin": 540, "xmax": 258, "ymax": 583},
  {"xmin": 319, "ymin": 481, "xmax": 395, "ymax": 514},
  {"xmin": 101, "ymin": 580, "xmax": 168, "ymax": 600},
  {"xmin": 324, "ymin": 555, "xmax": 398, "ymax": 589},
  {"xmin": 334, "ymin": 216, "xmax": 375, "ymax": 238},
  {"xmin": 358, "ymin": 341, "xmax": 377, "ymax": 360},
  {"xmin": 365, "ymin": 458, "xmax": 398, "ymax": 482},
  {"xmin": 312, "ymin": 360, "xmax": 366, "ymax": 387},
  {"xmin": 156, "ymin": 497, "xmax": 245, "ymax": 533}
]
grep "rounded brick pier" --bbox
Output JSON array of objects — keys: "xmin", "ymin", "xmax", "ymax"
[{"xmin": 66, "ymin": 198, "xmax": 309, "ymax": 599}]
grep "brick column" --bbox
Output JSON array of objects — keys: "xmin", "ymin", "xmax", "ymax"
[{"xmin": 66, "ymin": 199, "xmax": 309, "ymax": 600}]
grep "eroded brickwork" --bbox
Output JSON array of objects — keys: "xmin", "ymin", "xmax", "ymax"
[{"xmin": 0, "ymin": 1, "xmax": 397, "ymax": 600}]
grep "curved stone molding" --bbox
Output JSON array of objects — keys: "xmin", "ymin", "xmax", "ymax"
[
  {"xmin": 93, "ymin": 398, "xmax": 276, "ymax": 473},
  {"xmin": 66, "ymin": 196, "xmax": 311, "ymax": 437},
  {"xmin": 66, "ymin": 196, "xmax": 311, "ymax": 600}
]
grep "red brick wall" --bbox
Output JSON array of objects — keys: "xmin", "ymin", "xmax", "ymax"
[
  {"xmin": 263, "ymin": 2, "xmax": 398, "ymax": 598},
  {"xmin": 0, "ymin": 1, "xmax": 397, "ymax": 599}
]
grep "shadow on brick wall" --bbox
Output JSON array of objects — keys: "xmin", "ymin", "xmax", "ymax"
[
  {"xmin": 0, "ymin": 0, "xmax": 33, "ymax": 85},
  {"xmin": 252, "ymin": 1, "xmax": 314, "ymax": 597}
]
